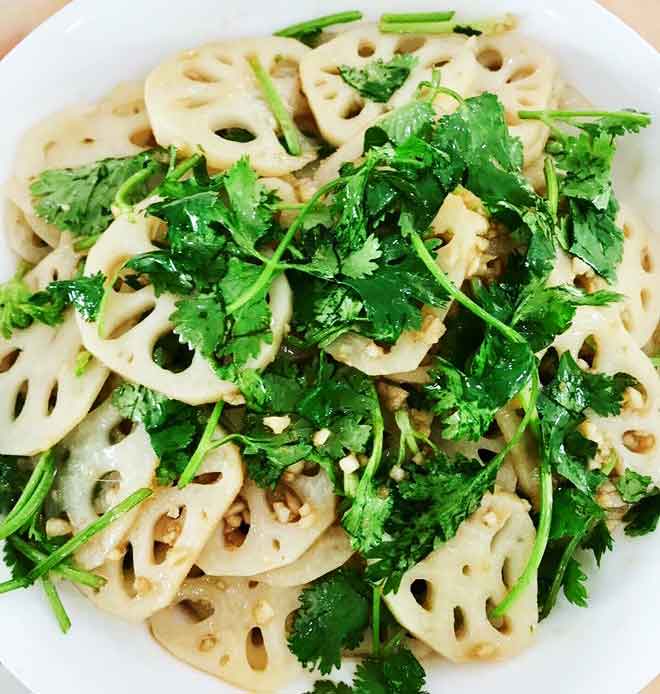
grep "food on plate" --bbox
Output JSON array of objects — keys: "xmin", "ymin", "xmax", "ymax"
[{"xmin": 0, "ymin": 7, "xmax": 658, "ymax": 693}]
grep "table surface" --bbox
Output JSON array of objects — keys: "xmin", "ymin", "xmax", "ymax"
[{"xmin": 0, "ymin": 1, "xmax": 658, "ymax": 693}]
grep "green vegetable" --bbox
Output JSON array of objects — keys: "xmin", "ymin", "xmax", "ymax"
[
  {"xmin": 339, "ymin": 54, "xmax": 419, "ymax": 103},
  {"xmin": 615, "ymin": 469, "xmax": 652, "ymax": 504},
  {"xmin": 30, "ymin": 150, "xmax": 166, "ymax": 242},
  {"xmin": 379, "ymin": 14, "xmax": 515, "ymax": 36},
  {"xmin": 0, "ymin": 457, "xmax": 30, "ymax": 516},
  {"xmin": 380, "ymin": 11, "xmax": 455, "ymax": 24},
  {"xmin": 248, "ymin": 55, "xmax": 302, "ymax": 155},
  {"xmin": 111, "ymin": 383, "xmax": 208, "ymax": 484},
  {"xmin": 275, "ymin": 10, "xmax": 363, "ymax": 46},
  {"xmin": 623, "ymin": 492, "xmax": 660, "ymax": 536},
  {"xmin": 519, "ymin": 109, "xmax": 651, "ymax": 282},
  {"xmin": 0, "ymin": 267, "xmax": 106, "ymax": 338},
  {"xmin": 288, "ymin": 568, "xmax": 371, "ymax": 674}
]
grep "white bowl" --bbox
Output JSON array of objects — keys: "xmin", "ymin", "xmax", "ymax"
[{"xmin": 1, "ymin": 1, "xmax": 659, "ymax": 692}]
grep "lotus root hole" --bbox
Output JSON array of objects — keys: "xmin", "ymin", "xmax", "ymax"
[
  {"xmin": 215, "ymin": 127, "xmax": 257, "ymax": 143},
  {"xmin": 395, "ymin": 36, "xmax": 426, "ymax": 54},
  {"xmin": 453, "ymin": 606, "xmax": 467, "ymax": 640},
  {"xmin": 187, "ymin": 564, "xmax": 204, "ymax": 579},
  {"xmin": 46, "ymin": 382, "xmax": 59, "ymax": 415},
  {"xmin": 462, "ymin": 564, "xmax": 471, "ymax": 576},
  {"xmin": 178, "ymin": 598, "xmax": 215, "ymax": 624},
  {"xmin": 623, "ymin": 224, "xmax": 632, "ymax": 239},
  {"xmin": 153, "ymin": 506, "xmax": 186, "ymax": 564},
  {"xmin": 507, "ymin": 65, "xmax": 536, "ymax": 83},
  {"xmin": 108, "ymin": 418, "xmax": 135, "ymax": 445},
  {"xmin": 219, "ymin": 654, "xmax": 230, "ymax": 667},
  {"xmin": 477, "ymin": 448, "xmax": 497, "ymax": 464},
  {"xmin": 112, "ymin": 100, "xmax": 143, "ymax": 117},
  {"xmin": 341, "ymin": 98, "xmax": 365, "ymax": 120},
  {"xmin": 13, "ymin": 380, "xmax": 28, "ymax": 420},
  {"xmin": 246, "ymin": 627, "xmax": 268, "ymax": 671},
  {"xmin": 151, "ymin": 331, "xmax": 194, "ymax": 372},
  {"xmin": 322, "ymin": 65, "xmax": 340, "ymax": 75},
  {"xmin": 178, "ymin": 96, "xmax": 211, "ymax": 110},
  {"xmin": 0, "ymin": 349, "xmax": 21, "ymax": 374},
  {"xmin": 427, "ymin": 58, "xmax": 450, "ymax": 70},
  {"xmin": 577, "ymin": 335, "xmax": 598, "ymax": 369},
  {"xmin": 81, "ymin": 137, "xmax": 95, "ymax": 145},
  {"xmin": 192, "ymin": 471, "xmax": 223, "ymax": 485},
  {"xmin": 248, "ymin": 580, "xmax": 259, "ymax": 589},
  {"xmin": 501, "ymin": 557, "xmax": 514, "ymax": 589},
  {"xmin": 215, "ymin": 53, "xmax": 233, "ymax": 65},
  {"xmin": 357, "ymin": 40, "xmax": 376, "ymax": 57},
  {"xmin": 183, "ymin": 66, "xmax": 220, "ymax": 83},
  {"xmin": 623, "ymin": 383, "xmax": 648, "ymax": 411},
  {"xmin": 272, "ymin": 538, "xmax": 281, "ymax": 551},
  {"xmin": 129, "ymin": 128, "xmax": 158, "ymax": 148},
  {"xmin": 622, "ymin": 430, "xmax": 656, "ymax": 454},
  {"xmin": 641, "ymin": 289, "xmax": 651, "ymax": 309},
  {"xmin": 93, "ymin": 470, "xmax": 122, "ymax": 515},
  {"xmin": 270, "ymin": 56, "xmax": 298, "ymax": 78},
  {"xmin": 410, "ymin": 579, "xmax": 432, "ymax": 611},
  {"xmin": 641, "ymin": 246, "xmax": 653, "ymax": 272},
  {"xmin": 198, "ymin": 635, "xmax": 218, "ymax": 653},
  {"xmin": 477, "ymin": 48, "xmax": 504, "ymax": 71},
  {"xmin": 487, "ymin": 598, "xmax": 512, "ymax": 634},
  {"xmin": 620, "ymin": 308, "xmax": 634, "ymax": 333},
  {"xmin": 302, "ymin": 461, "xmax": 321, "ymax": 477},
  {"xmin": 121, "ymin": 545, "xmax": 138, "ymax": 598}
]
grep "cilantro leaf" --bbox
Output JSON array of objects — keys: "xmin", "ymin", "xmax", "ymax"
[
  {"xmin": 0, "ymin": 456, "xmax": 29, "ymax": 516},
  {"xmin": 623, "ymin": 491, "xmax": 660, "ymax": 537},
  {"xmin": 0, "ymin": 268, "xmax": 106, "ymax": 338},
  {"xmin": 305, "ymin": 683, "xmax": 353, "ymax": 694},
  {"xmin": 424, "ymin": 334, "xmax": 534, "ymax": 441},
  {"xmin": 31, "ymin": 150, "xmax": 164, "ymax": 239},
  {"xmin": 111, "ymin": 383, "xmax": 206, "ymax": 484},
  {"xmin": 366, "ymin": 453, "xmax": 499, "ymax": 592},
  {"xmin": 339, "ymin": 54, "xmax": 418, "ymax": 103},
  {"xmin": 544, "ymin": 351, "xmax": 635, "ymax": 416},
  {"xmin": 124, "ymin": 251, "xmax": 196, "ymax": 296},
  {"xmin": 562, "ymin": 558, "xmax": 588, "ymax": 607},
  {"xmin": 341, "ymin": 235, "xmax": 382, "ymax": 279},
  {"xmin": 353, "ymin": 646, "xmax": 427, "ymax": 694},
  {"xmin": 170, "ymin": 293, "xmax": 226, "ymax": 362},
  {"xmin": 615, "ymin": 469, "xmax": 652, "ymax": 504},
  {"xmin": 288, "ymin": 568, "xmax": 371, "ymax": 674}
]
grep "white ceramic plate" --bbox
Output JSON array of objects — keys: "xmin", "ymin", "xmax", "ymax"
[{"xmin": 1, "ymin": 1, "xmax": 659, "ymax": 692}]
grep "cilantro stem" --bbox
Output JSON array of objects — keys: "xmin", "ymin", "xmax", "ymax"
[
  {"xmin": 372, "ymin": 584, "xmax": 382, "ymax": 657},
  {"xmin": 168, "ymin": 152, "xmax": 204, "ymax": 182},
  {"xmin": 380, "ymin": 11, "xmax": 455, "ymax": 24},
  {"xmin": 25, "ymin": 488, "xmax": 152, "ymax": 584},
  {"xmin": 41, "ymin": 576, "xmax": 71, "ymax": 633},
  {"xmin": 248, "ymin": 55, "xmax": 302, "ymax": 156},
  {"xmin": 380, "ymin": 14, "xmax": 515, "ymax": 35},
  {"xmin": 650, "ymin": 355, "xmax": 660, "ymax": 369},
  {"xmin": 178, "ymin": 401, "xmax": 224, "ymax": 488},
  {"xmin": 409, "ymin": 231, "xmax": 523, "ymax": 346},
  {"xmin": 0, "ymin": 451, "xmax": 56, "ymax": 541},
  {"xmin": 275, "ymin": 11, "xmax": 363, "ymax": 38},
  {"xmin": 73, "ymin": 234, "xmax": 101, "ymax": 252},
  {"xmin": 491, "ymin": 444, "xmax": 553, "ymax": 619},
  {"xmin": 0, "ymin": 578, "xmax": 29, "ymax": 593},
  {"xmin": 114, "ymin": 160, "xmax": 161, "ymax": 214},
  {"xmin": 9, "ymin": 536, "xmax": 106, "ymax": 590},
  {"xmin": 518, "ymin": 109, "xmax": 651, "ymax": 126},
  {"xmin": 539, "ymin": 520, "xmax": 591, "ymax": 620},
  {"xmin": 1, "ymin": 450, "xmax": 53, "ymax": 530},
  {"xmin": 227, "ymin": 178, "xmax": 342, "ymax": 315},
  {"xmin": 544, "ymin": 157, "xmax": 559, "ymax": 220}
]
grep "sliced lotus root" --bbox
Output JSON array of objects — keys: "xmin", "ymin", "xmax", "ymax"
[
  {"xmin": 145, "ymin": 38, "xmax": 315, "ymax": 176},
  {"xmin": 1, "ymin": 242, "xmax": 108, "ymax": 455},
  {"xmin": 23, "ymin": 235, "xmax": 80, "ymax": 291},
  {"xmin": 326, "ymin": 191, "xmax": 488, "ymax": 375},
  {"xmin": 252, "ymin": 525, "xmax": 353, "ymax": 587},
  {"xmin": 83, "ymin": 434, "xmax": 243, "ymax": 621},
  {"xmin": 609, "ymin": 206, "xmax": 660, "ymax": 348},
  {"xmin": 471, "ymin": 33, "xmax": 560, "ymax": 166},
  {"xmin": 494, "ymin": 405, "xmax": 541, "ymax": 510},
  {"xmin": 385, "ymin": 491, "xmax": 537, "ymax": 662},
  {"xmin": 300, "ymin": 25, "xmax": 479, "ymax": 147},
  {"xmin": 55, "ymin": 399, "xmax": 158, "ymax": 569},
  {"xmin": 8, "ymin": 81, "xmax": 152, "ymax": 246},
  {"xmin": 552, "ymin": 307, "xmax": 660, "ymax": 483},
  {"xmin": 3, "ymin": 197, "xmax": 50, "ymax": 264},
  {"xmin": 78, "ymin": 213, "xmax": 288, "ymax": 404},
  {"xmin": 440, "ymin": 434, "xmax": 516, "ymax": 495},
  {"xmin": 150, "ymin": 576, "xmax": 303, "ymax": 692},
  {"xmin": 197, "ymin": 467, "xmax": 336, "ymax": 576}
]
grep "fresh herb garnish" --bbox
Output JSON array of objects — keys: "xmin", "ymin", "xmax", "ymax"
[{"xmin": 339, "ymin": 54, "xmax": 419, "ymax": 103}]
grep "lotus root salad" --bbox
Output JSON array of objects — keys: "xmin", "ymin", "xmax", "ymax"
[{"xmin": 1, "ymin": 7, "xmax": 660, "ymax": 693}]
